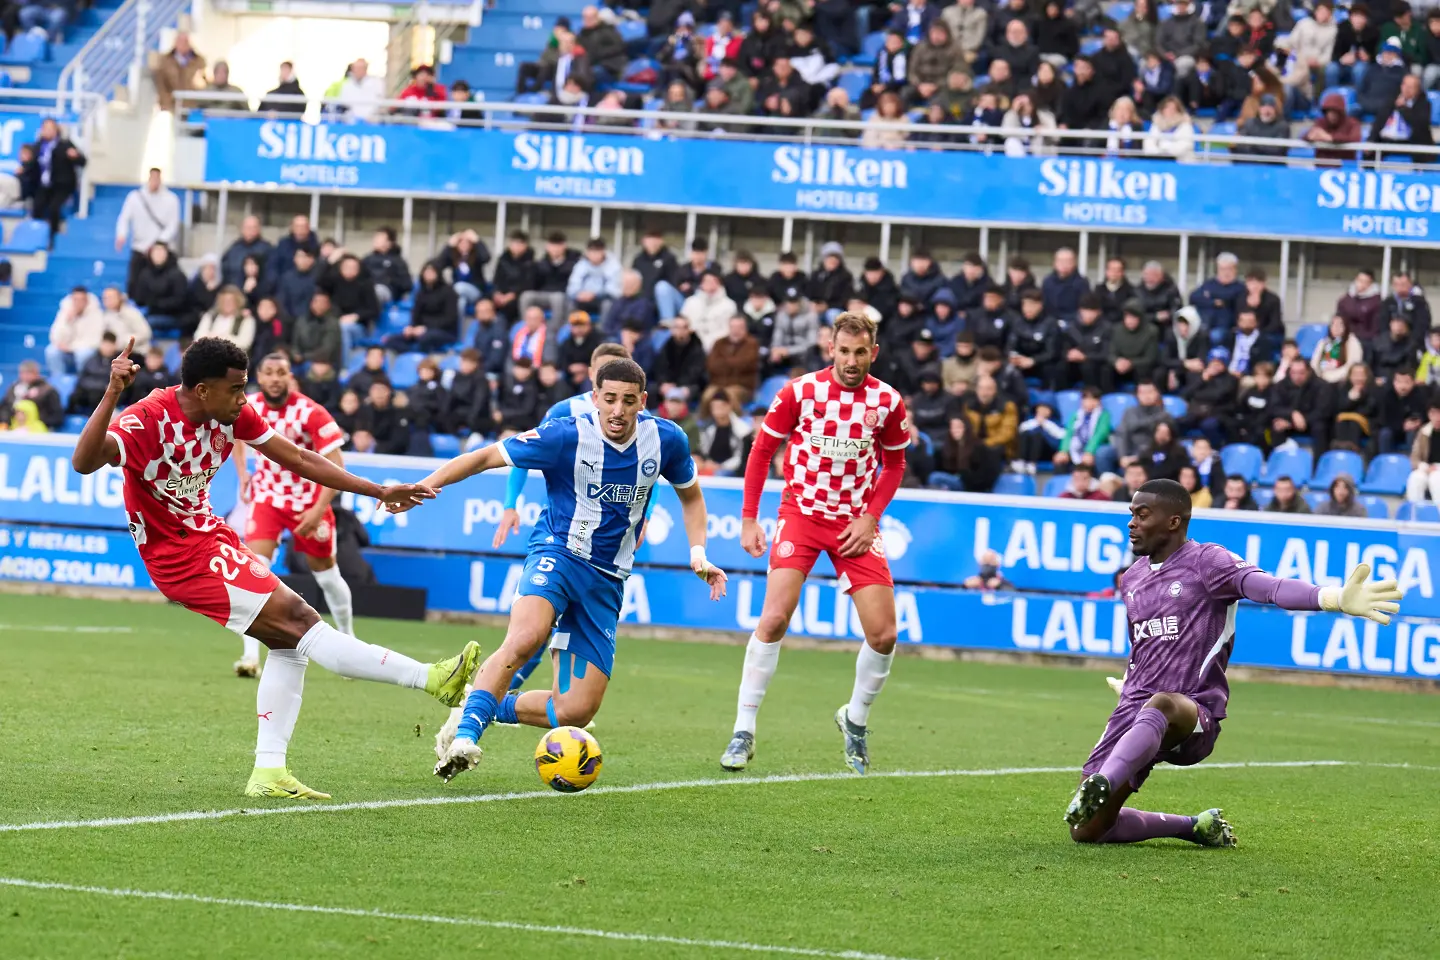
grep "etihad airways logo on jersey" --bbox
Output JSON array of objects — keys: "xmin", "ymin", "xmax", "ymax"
[
  {"xmin": 586, "ymin": 482, "xmax": 649, "ymax": 503},
  {"xmin": 162, "ymin": 466, "xmax": 218, "ymax": 498},
  {"xmin": 1132, "ymin": 615, "xmax": 1180, "ymax": 644},
  {"xmin": 806, "ymin": 434, "xmax": 871, "ymax": 460}
]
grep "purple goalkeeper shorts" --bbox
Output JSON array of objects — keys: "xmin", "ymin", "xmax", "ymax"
[{"xmin": 1081, "ymin": 697, "xmax": 1221, "ymax": 790}]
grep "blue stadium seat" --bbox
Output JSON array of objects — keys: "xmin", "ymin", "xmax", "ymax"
[
  {"xmin": 1360, "ymin": 495, "xmax": 1389, "ymax": 519},
  {"xmin": 162, "ymin": 341, "xmax": 182, "ymax": 375},
  {"xmin": 1101, "ymin": 392, "xmax": 1137, "ymax": 423},
  {"xmin": 345, "ymin": 349, "xmax": 370, "ymax": 376},
  {"xmin": 838, "ymin": 69, "xmax": 869, "ymax": 104},
  {"xmin": 1251, "ymin": 487, "xmax": 1274, "ymax": 509},
  {"xmin": 993, "ymin": 473, "xmax": 1036, "ymax": 497},
  {"xmin": 753, "ymin": 374, "xmax": 790, "ymax": 411},
  {"xmin": 1042, "ymin": 475, "xmax": 1071, "ymax": 497},
  {"xmin": 1303, "ymin": 491, "xmax": 1330, "ymax": 511},
  {"xmin": 650, "ymin": 327, "xmax": 671, "ymax": 352},
  {"xmin": 1161, "ymin": 395, "xmax": 1188, "ymax": 419},
  {"xmin": 1209, "ymin": 120, "xmax": 1238, "ymax": 137},
  {"xmin": 1261, "ymin": 446, "xmax": 1313, "ymax": 486},
  {"xmin": 1360, "ymin": 453, "xmax": 1411, "ymax": 495},
  {"xmin": 1395, "ymin": 501, "xmax": 1440, "ymax": 523},
  {"xmin": 1053, "ymin": 389, "xmax": 1082, "ymax": 426},
  {"xmin": 1221, "ymin": 444, "xmax": 1264, "ymax": 482},
  {"xmin": 62, "ymin": 414, "xmax": 89, "ymax": 434},
  {"xmin": 1294, "ymin": 323, "xmax": 1328, "ymax": 360},
  {"xmin": 1105, "ymin": 1, "xmax": 1134, "ymax": 20},
  {"xmin": 1028, "ymin": 387, "xmax": 1056, "ymax": 411},
  {"xmin": 438, "ymin": 352, "xmax": 462, "ymax": 373},
  {"xmin": 389, "ymin": 353, "xmax": 422, "ymax": 389},
  {"xmin": 1429, "ymin": 91, "xmax": 1440, "ymax": 126},
  {"xmin": 855, "ymin": 31, "xmax": 885, "ymax": 66},
  {"xmin": 0, "ymin": 219, "xmax": 49, "ymax": 253},
  {"xmin": 53, "ymin": 373, "xmax": 76, "ymax": 408},
  {"xmin": 429, "ymin": 433, "xmax": 461, "ymax": 457},
  {"xmin": 0, "ymin": 32, "xmax": 47, "ymax": 64},
  {"xmin": 1311, "ymin": 449, "xmax": 1365, "ymax": 490},
  {"xmin": 1080, "ymin": 37, "xmax": 1103, "ymax": 56}
]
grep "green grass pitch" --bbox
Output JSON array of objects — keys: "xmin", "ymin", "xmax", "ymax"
[{"xmin": 1, "ymin": 593, "xmax": 1438, "ymax": 958}]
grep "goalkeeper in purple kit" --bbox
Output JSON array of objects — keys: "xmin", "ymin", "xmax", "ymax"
[{"xmin": 1065, "ymin": 479, "xmax": 1404, "ymax": 847}]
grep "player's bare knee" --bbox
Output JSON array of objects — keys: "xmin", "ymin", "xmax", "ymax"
[
  {"xmin": 865, "ymin": 628, "xmax": 897, "ymax": 656},
  {"xmin": 552, "ymin": 696, "xmax": 598, "ymax": 727},
  {"xmin": 754, "ymin": 612, "xmax": 789, "ymax": 644}
]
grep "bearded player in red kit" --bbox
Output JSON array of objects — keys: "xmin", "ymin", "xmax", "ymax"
[{"xmin": 719, "ymin": 312, "xmax": 909, "ymax": 775}]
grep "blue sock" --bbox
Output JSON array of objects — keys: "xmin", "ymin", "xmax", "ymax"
[
  {"xmin": 496, "ymin": 692, "xmax": 519, "ymax": 725},
  {"xmin": 509, "ymin": 646, "xmax": 546, "ymax": 691},
  {"xmin": 545, "ymin": 696, "xmax": 559, "ymax": 728},
  {"xmin": 456, "ymin": 689, "xmax": 499, "ymax": 743}
]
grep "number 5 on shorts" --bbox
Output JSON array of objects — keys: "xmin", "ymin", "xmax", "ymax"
[{"xmin": 536, "ymin": 557, "xmax": 556, "ymax": 572}]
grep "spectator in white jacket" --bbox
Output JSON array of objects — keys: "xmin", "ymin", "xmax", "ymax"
[
  {"xmin": 45, "ymin": 286, "xmax": 105, "ymax": 378},
  {"xmin": 1285, "ymin": 2, "xmax": 1336, "ymax": 105},
  {"xmin": 680, "ymin": 271, "xmax": 739, "ymax": 350},
  {"xmin": 336, "ymin": 58, "xmax": 386, "ymax": 123},
  {"xmin": 565, "ymin": 237, "xmax": 623, "ymax": 317},
  {"xmin": 115, "ymin": 168, "xmax": 181, "ymax": 299},
  {"xmin": 99, "ymin": 286, "xmax": 153, "ymax": 352},
  {"xmin": 1143, "ymin": 97, "xmax": 1197, "ymax": 161},
  {"xmin": 194, "ymin": 285, "xmax": 256, "ymax": 353}
]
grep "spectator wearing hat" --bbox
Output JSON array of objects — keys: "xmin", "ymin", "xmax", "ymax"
[
  {"xmin": 558, "ymin": 311, "xmax": 605, "ymax": 389},
  {"xmin": 925, "ymin": 287, "xmax": 964, "ymax": 357},
  {"xmin": 680, "ymin": 271, "xmax": 737, "ymax": 350},
  {"xmin": 1235, "ymin": 93, "xmax": 1290, "ymax": 159},
  {"xmin": 566, "ymin": 237, "xmax": 622, "ymax": 318},
  {"xmin": 1359, "ymin": 36, "xmax": 1409, "ymax": 118},
  {"xmin": 1110, "ymin": 301, "xmax": 1160, "ymax": 388},
  {"xmin": 1304, "ymin": 91, "xmax": 1364, "ymax": 164},
  {"xmin": 707, "ymin": 315, "xmax": 761, "ymax": 407},
  {"xmin": 1371, "ymin": 72, "xmax": 1434, "ymax": 163},
  {"xmin": 808, "ymin": 242, "xmax": 854, "ymax": 316},
  {"xmin": 1179, "ymin": 347, "xmax": 1239, "ymax": 447},
  {"xmin": 654, "ymin": 317, "xmax": 708, "ymax": 406},
  {"xmin": 1041, "ymin": 247, "xmax": 1090, "ymax": 323},
  {"xmin": 768, "ymin": 295, "xmax": 820, "ymax": 377}
]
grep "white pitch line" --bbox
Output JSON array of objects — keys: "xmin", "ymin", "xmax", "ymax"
[
  {"xmin": 0, "ymin": 877, "xmax": 921, "ymax": 960},
  {"xmin": 0, "ymin": 624, "xmax": 134, "ymax": 633},
  {"xmin": 0, "ymin": 759, "xmax": 1412, "ymax": 835}
]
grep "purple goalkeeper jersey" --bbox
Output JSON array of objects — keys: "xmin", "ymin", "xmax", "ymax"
[{"xmin": 1118, "ymin": 539, "xmax": 1322, "ymax": 721}]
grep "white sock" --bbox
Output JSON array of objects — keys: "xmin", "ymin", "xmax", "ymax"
[
  {"xmin": 241, "ymin": 634, "xmax": 260, "ymax": 663},
  {"xmin": 295, "ymin": 620, "xmax": 427, "ymax": 689},
  {"xmin": 847, "ymin": 643, "xmax": 894, "ymax": 728},
  {"xmin": 311, "ymin": 564, "xmax": 355, "ymax": 637},
  {"xmin": 734, "ymin": 634, "xmax": 781, "ymax": 735},
  {"xmin": 255, "ymin": 647, "xmax": 307, "ymax": 769}
]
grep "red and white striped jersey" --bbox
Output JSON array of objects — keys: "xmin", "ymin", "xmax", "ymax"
[
  {"xmin": 107, "ymin": 386, "xmax": 274, "ymax": 557},
  {"xmin": 759, "ymin": 369, "xmax": 909, "ymax": 519},
  {"xmin": 245, "ymin": 391, "xmax": 345, "ymax": 513}
]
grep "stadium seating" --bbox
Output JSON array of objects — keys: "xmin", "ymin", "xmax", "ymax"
[
  {"xmin": 1359, "ymin": 454, "xmax": 1411, "ymax": 496},
  {"xmin": 1053, "ymin": 390, "xmax": 1082, "ymax": 427},
  {"xmin": 1294, "ymin": 323, "xmax": 1328, "ymax": 360},
  {"xmin": 388, "ymin": 352, "xmax": 423, "ymax": 390},
  {"xmin": 1311, "ymin": 450, "xmax": 1365, "ymax": 489},
  {"xmin": 1360, "ymin": 495, "xmax": 1390, "ymax": 519},
  {"xmin": 429, "ymin": 433, "xmax": 462, "ymax": 456},
  {"xmin": 0, "ymin": 220, "xmax": 49, "ymax": 254},
  {"xmin": 1251, "ymin": 487, "xmax": 1274, "ymax": 509},
  {"xmin": 1395, "ymin": 502, "xmax": 1440, "ymax": 523},
  {"xmin": 993, "ymin": 473, "xmax": 1036, "ymax": 498},
  {"xmin": 1261, "ymin": 446, "xmax": 1313, "ymax": 486},
  {"xmin": 1042, "ymin": 475, "xmax": 1070, "ymax": 498},
  {"xmin": 1220, "ymin": 443, "xmax": 1263, "ymax": 484},
  {"xmin": 1161, "ymin": 396, "xmax": 1188, "ymax": 420}
]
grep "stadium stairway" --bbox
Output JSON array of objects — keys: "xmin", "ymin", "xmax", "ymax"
[
  {"xmin": 0, "ymin": 1, "xmax": 126, "ymax": 93},
  {"xmin": 443, "ymin": 0, "xmax": 590, "ymax": 104}
]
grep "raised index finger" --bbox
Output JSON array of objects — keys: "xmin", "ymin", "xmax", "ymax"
[{"xmin": 119, "ymin": 336, "xmax": 135, "ymax": 360}]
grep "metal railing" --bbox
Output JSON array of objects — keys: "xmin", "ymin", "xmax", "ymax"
[
  {"xmin": 57, "ymin": 0, "xmax": 192, "ymax": 119},
  {"xmin": 172, "ymin": 91, "xmax": 1440, "ymax": 168}
]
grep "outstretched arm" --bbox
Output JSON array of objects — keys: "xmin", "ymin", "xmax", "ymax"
[
  {"xmin": 1239, "ymin": 562, "xmax": 1401, "ymax": 624},
  {"xmin": 420, "ymin": 443, "xmax": 509, "ymax": 492},
  {"xmin": 674, "ymin": 480, "xmax": 727, "ymax": 601},
  {"xmin": 253, "ymin": 432, "xmax": 435, "ymax": 509},
  {"xmin": 72, "ymin": 337, "xmax": 139, "ymax": 475}
]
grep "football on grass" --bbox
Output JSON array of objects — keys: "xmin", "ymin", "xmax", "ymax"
[{"xmin": 535, "ymin": 726, "xmax": 603, "ymax": 793}]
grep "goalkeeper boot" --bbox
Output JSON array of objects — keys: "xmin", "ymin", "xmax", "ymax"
[
  {"xmin": 1192, "ymin": 808, "xmax": 1237, "ymax": 848},
  {"xmin": 245, "ymin": 768, "xmax": 330, "ymax": 800},
  {"xmin": 1064, "ymin": 773, "xmax": 1112, "ymax": 827},
  {"xmin": 425, "ymin": 642, "xmax": 482, "ymax": 707}
]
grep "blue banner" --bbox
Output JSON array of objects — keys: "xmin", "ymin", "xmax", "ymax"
[
  {"xmin": 366, "ymin": 553, "xmax": 1440, "ymax": 681},
  {"xmin": 5, "ymin": 434, "xmax": 1440, "ymax": 615},
  {"xmin": 202, "ymin": 117, "xmax": 1440, "ymax": 243},
  {"xmin": 0, "ymin": 523, "xmax": 151, "ymax": 590},
  {"xmin": 0, "ymin": 112, "xmax": 46, "ymax": 162}
]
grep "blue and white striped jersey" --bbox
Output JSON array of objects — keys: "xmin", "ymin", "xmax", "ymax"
[
  {"xmin": 499, "ymin": 412, "xmax": 697, "ymax": 578},
  {"xmin": 544, "ymin": 393, "xmax": 597, "ymax": 422}
]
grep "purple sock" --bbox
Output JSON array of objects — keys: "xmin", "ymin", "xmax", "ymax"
[
  {"xmin": 1097, "ymin": 706, "xmax": 1169, "ymax": 790},
  {"xmin": 1099, "ymin": 809, "xmax": 1197, "ymax": 844}
]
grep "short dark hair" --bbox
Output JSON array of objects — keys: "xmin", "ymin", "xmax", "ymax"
[
  {"xmin": 594, "ymin": 358, "xmax": 647, "ymax": 392},
  {"xmin": 260, "ymin": 351, "xmax": 289, "ymax": 368},
  {"xmin": 377, "ymin": 226, "xmax": 396, "ymax": 243},
  {"xmin": 1274, "ymin": 474, "xmax": 1295, "ymax": 486},
  {"xmin": 546, "ymin": 231, "xmax": 567, "ymax": 245},
  {"xmin": 1078, "ymin": 292, "xmax": 1103, "ymax": 311},
  {"xmin": 459, "ymin": 348, "xmax": 481, "ymax": 363},
  {"xmin": 1138, "ymin": 478, "xmax": 1191, "ymax": 518},
  {"xmin": 71, "ymin": 285, "xmax": 88, "ymax": 296},
  {"xmin": 1394, "ymin": 366, "xmax": 1417, "ymax": 378},
  {"xmin": 181, "ymin": 337, "xmax": 249, "ymax": 388},
  {"xmin": 778, "ymin": 251, "xmax": 798, "ymax": 265},
  {"xmin": 586, "ymin": 236, "xmax": 606, "ymax": 251},
  {"xmin": 691, "ymin": 237, "xmax": 709, "ymax": 253},
  {"xmin": 508, "ymin": 229, "xmax": 530, "ymax": 243},
  {"xmin": 978, "ymin": 346, "xmax": 1003, "ymax": 363}
]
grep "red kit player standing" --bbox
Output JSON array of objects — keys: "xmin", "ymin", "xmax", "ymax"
[
  {"xmin": 720, "ymin": 312, "xmax": 909, "ymax": 775},
  {"xmin": 232, "ymin": 352, "xmax": 355, "ymax": 678},
  {"xmin": 70, "ymin": 338, "xmax": 482, "ymax": 800}
]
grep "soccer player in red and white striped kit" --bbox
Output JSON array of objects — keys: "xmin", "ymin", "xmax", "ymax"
[{"xmin": 720, "ymin": 312, "xmax": 910, "ymax": 775}]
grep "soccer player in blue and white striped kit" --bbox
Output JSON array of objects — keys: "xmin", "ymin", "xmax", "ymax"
[{"xmin": 395, "ymin": 357, "xmax": 729, "ymax": 782}]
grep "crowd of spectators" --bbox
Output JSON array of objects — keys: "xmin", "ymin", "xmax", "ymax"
[
  {"xmin": 19, "ymin": 206, "xmax": 1440, "ymax": 509},
  {"xmin": 495, "ymin": 0, "xmax": 1440, "ymax": 159}
]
